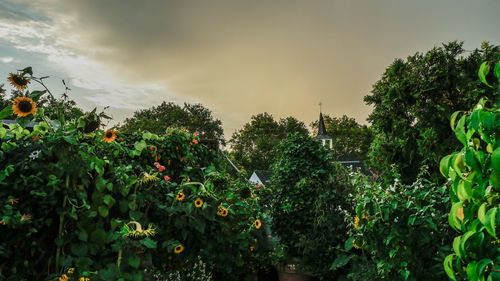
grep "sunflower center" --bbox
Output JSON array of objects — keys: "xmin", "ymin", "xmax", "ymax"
[
  {"xmin": 105, "ymin": 131, "xmax": 113, "ymax": 138},
  {"xmin": 13, "ymin": 75, "xmax": 28, "ymax": 86},
  {"xmin": 18, "ymin": 100, "xmax": 33, "ymax": 112}
]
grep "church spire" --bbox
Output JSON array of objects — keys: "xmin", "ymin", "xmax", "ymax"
[{"xmin": 315, "ymin": 102, "xmax": 332, "ymax": 149}]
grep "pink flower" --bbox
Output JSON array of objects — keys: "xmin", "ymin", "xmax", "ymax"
[
  {"xmin": 154, "ymin": 162, "xmax": 160, "ymax": 168},
  {"xmin": 0, "ymin": 219, "xmax": 7, "ymax": 225},
  {"xmin": 158, "ymin": 165, "xmax": 166, "ymax": 172},
  {"xmin": 193, "ymin": 132, "xmax": 198, "ymax": 136},
  {"xmin": 164, "ymin": 175, "xmax": 171, "ymax": 181}
]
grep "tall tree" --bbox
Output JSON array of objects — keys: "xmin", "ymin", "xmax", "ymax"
[
  {"xmin": 229, "ymin": 113, "xmax": 309, "ymax": 172},
  {"xmin": 120, "ymin": 101, "xmax": 225, "ymax": 146},
  {"xmin": 310, "ymin": 114, "xmax": 373, "ymax": 161},
  {"xmin": 364, "ymin": 41, "xmax": 499, "ymax": 183}
]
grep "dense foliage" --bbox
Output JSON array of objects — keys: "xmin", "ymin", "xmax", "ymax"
[
  {"xmin": 344, "ymin": 168, "xmax": 453, "ymax": 281},
  {"xmin": 440, "ymin": 60, "xmax": 500, "ymax": 281},
  {"xmin": 365, "ymin": 41, "xmax": 499, "ymax": 183},
  {"xmin": 266, "ymin": 133, "xmax": 349, "ymax": 279},
  {"xmin": 120, "ymin": 101, "xmax": 225, "ymax": 147},
  {"xmin": 310, "ymin": 114, "xmax": 373, "ymax": 161},
  {"xmin": 229, "ymin": 113, "xmax": 309, "ymax": 173},
  {"xmin": 0, "ymin": 68, "xmax": 267, "ymax": 281}
]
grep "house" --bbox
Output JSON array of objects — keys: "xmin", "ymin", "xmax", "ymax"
[{"xmin": 249, "ymin": 170, "xmax": 272, "ymax": 186}]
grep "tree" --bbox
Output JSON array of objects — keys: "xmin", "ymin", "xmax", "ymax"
[
  {"xmin": 310, "ymin": 114, "xmax": 373, "ymax": 161},
  {"xmin": 229, "ymin": 113, "xmax": 309, "ymax": 172},
  {"xmin": 120, "ymin": 101, "xmax": 225, "ymax": 146},
  {"xmin": 365, "ymin": 41, "xmax": 499, "ymax": 183}
]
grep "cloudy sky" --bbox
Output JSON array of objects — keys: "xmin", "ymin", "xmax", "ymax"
[{"xmin": 0, "ymin": 0, "xmax": 499, "ymax": 140}]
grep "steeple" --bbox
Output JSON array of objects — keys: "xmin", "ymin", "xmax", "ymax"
[{"xmin": 315, "ymin": 103, "xmax": 333, "ymax": 149}]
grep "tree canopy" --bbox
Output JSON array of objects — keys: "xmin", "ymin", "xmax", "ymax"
[
  {"xmin": 310, "ymin": 114, "xmax": 372, "ymax": 161},
  {"xmin": 119, "ymin": 101, "xmax": 225, "ymax": 146},
  {"xmin": 229, "ymin": 113, "xmax": 309, "ymax": 173},
  {"xmin": 365, "ymin": 41, "xmax": 499, "ymax": 183}
]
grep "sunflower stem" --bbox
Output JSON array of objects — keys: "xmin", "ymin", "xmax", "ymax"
[
  {"xmin": 117, "ymin": 249, "xmax": 123, "ymax": 271},
  {"xmin": 55, "ymin": 174, "xmax": 69, "ymax": 272}
]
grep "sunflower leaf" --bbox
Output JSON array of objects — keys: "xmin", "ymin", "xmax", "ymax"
[
  {"xmin": 28, "ymin": 90, "xmax": 46, "ymax": 102},
  {"xmin": 0, "ymin": 106, "xmax": 13, "ymax": 120}
]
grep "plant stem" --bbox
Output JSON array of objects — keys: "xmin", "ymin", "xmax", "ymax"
[{"xmin": 55, "ymin": 174, "xmax": 69, "ymax": 272}]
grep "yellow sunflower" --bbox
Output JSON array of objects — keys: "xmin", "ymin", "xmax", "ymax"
[
  {"xmin": 12, "ymin": 96, "xmax": 37, "ymax": 117},
  {"xmin": 67, "ymin": 268, "xmax": 75, "ymax": 274},
  {"xmin": 354, "ymin": 216, "xmax": 360, "ymax": 230},
  {"xmin": 194, "ymin": 198, "xmax": 203, "ymax": 208},
  {"xmin": 254, "ymin": 219, "xmax": 262, "ymax": 229},
  {"xmin": 8, "ymin": 73, "xmax": 30, "ymax": 90},
  {"xmin": 177, "ymin": 192, "xmax": 185, "ymax": 201},
  {"xmin": 103, "ymin": 129, "xmax": 117, "ymax": 143},
  {"xmin": 59, "ymin": 274, "xmax": 69, "ymax": 281},
  {"xmin": 174, "ymin": 244, "xmax": 184, "ymax": 254},
  {"xmin": 218, "ymin": 207, "xmax": 228, "ymax": 217},
  {"xmin": 122, "ymin": 221, "xmax": 156, "ymax": 240},
  {"xmin": 79, "ymin": 278, "xmax": 90, "ymax": 281}
]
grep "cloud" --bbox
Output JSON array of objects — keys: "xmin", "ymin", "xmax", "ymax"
[
  {"xmin": 1, "ymin": 0, "xmax": 499, "ymax": 138},
  {"xmin": 0, "ymin": 57, "xmax": 14, "ymax": 64}
]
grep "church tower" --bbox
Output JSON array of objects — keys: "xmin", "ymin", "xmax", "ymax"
[{"xmin": 315, "ymin": 105, "xmax": 332, "ymax": 149}]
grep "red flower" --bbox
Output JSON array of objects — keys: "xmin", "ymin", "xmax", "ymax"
[
  {"xmin": 9, "ymin": 198, "xmax": 19, "ymax": 205},
  {"xmin": 193, "ymin": 132, "xmax": 198, "ymax": 136},
  {"xmin": 20, "ymin": 214, "xmax": 32, "ymax": 222},
  {"xmin": 158, "ymin": 165, "xmax": 166, "ymax": 172},
  {"xmin": 250, "ymin": 246, "xmax": 254, "ymax": 251},
  {"xmin": 192, "ymin": 139, "xmax": 198, "ymax": 144},
  {"xmin": 154, "ymin": 162, "xmax": 160, "ymax": 168},
  {"xmin": 164, "ymin": 175, "xmax": 171, "ymax": 181}
]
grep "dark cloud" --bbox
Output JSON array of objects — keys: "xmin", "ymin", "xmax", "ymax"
[{"xmin": 3, "ymin": 0, "xmax": 499, "ymax": 135}]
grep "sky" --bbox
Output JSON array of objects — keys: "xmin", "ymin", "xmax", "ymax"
[{"xmin": 0, "ymin": 0, "xmax": 499, "ymax": 142}]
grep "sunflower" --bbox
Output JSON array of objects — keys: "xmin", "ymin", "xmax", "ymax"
[
  {"xmin": 121, "ymin": 221, "xmax": 156, "ymax": 240},
  {"xmin": 59, "ymin": 274, "xmax": 69, "ymax": 281},
  {"xmin": 354, "ymin": 216, "xmax": 360, "ymax": 230},
  {"xmin": 103, "ymin": 129, "xmax": 117, "ymax": 143},
  {"xmin": 174, "ymin": 244, "xmax": 184, "ymax": 254},
  {"xmin": 12, "ymin": 96, "xmax": 37, "ymax": 117},
  {"xmin": 217, "ymin": 207, "xmax": 228, "ymax": 217},
  {"xmin": 67, "ymin": 268, "xmax": 75, "ymax": 274},
  {"xmin": 254, "ymin": 219, "xmax": 262, "ymax": 229},
  {"xmin": 353, "ymin": 239, "xmax": 361, "ymax": 249},
  {"xmin": 194, "ymin": 198, "xmax": 203, "ymax": 208},
  {"xmin": 137, "ymin": 172, "xmax": 159, "ymax": 186},
  {"xmin": 8, "ymin": 73, "xmax": 30, "ymax": 90},
  {"xmin": 177, "ymin": 192, "xmax": 185, "ymax": 201},
  {"xmin": 79, "ymin": 278, "xmax": 90, "ymax": 281}
]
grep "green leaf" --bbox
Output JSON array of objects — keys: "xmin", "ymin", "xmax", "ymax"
[
  {"xmin": 27, "ymin": 90, "xmax": 46, "ymax": 102},
  {"xmin": 71, "ymin": 243, "xmax": 88, "ymax": 256},
  {"xmin": 440, "ymin": 155, "xmax": 452, "ymax": 178},
  {"xmin": 476, "ymin": 259, "xmax": 493, "ymax": 280},
  {"xmin": 98, "ymin": 205, "xmax": 109, "ymax": 217},
  {"xmin": 466, "ymin": 261, "xmax": 478, "ymax": 281},
  {"xmin": 450, "ymin": 111, "xmax": 461, "ymax": 131},
  {"xmin": 478, "ymin": 61, "xmax": 491, "ymax": 87},
  {"xmin": 140, "ymin": 238, "xmax": 157, "ymax": 249},
  {"xmin": 22, "ymin": 67, "xmax": 33, "ymax": 76},
  {"xmin": 330, "ymin": 254, "xmax": 354, "ymax": 270},
  {"xmin": 492, "ymin": 147, "xmax": 500, "ymax": 174},
  {"xmin": 344, "ymin": 237, "xmax": 355, "ymax": 251},
  {"xmin": 103, "ymin": 195, "xmax": 115, "ymax": 207},
  {"xmin": 128, "ymin": 255, "xmax": 140, "ymax": 269},
  {"xmin": 444, "ymin": 254, "xmax": 457, "ymax": 281},
  {"xmin": 484, "ymin": 207, "xmax": 497, "ymax": 238},
  {"xmin": 455, "ymin": 115, "xmax": 467, "ymax": 146},
  {"xmin": 0, "ymin": 106, "xmax": 13, "ymax": 119},
  {"xmin": 449, "ymin": 202, "xmax": 463, "ymax": 231},
  {"xmin": 494, "ymin": 62, "xmax": 500, "ymax": 82},
  {"xmin": 478, "ymin": 203, "xmax": 487, "ymax": 224}
]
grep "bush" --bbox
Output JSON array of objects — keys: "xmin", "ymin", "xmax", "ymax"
[
  {"xmin": 0, "ymin": 68, "xmax": 268, "ymax": 281},
  {"xmin": 344, "ymin": 168, "xmax": 453, "ymax": 281},
  {"xmin": 266, "ymin": 133, "xmax": 349, "ymax": 279},
  {"xmin": 440, "ymin": 60, "xmax": 500, "ymax": 281}
]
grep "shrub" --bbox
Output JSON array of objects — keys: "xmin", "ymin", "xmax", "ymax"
[
  {"xmin": 266, "ymin": 133, "xmax": 349, "ymax": 278},
  {"xmin": 0, "ymin": 68, "xmax": 267, "ymax": 281},
  {"xmin": 440, "ymin": 60, "xmax": 500, "ymax": 281},
  {"xmin": 344, "ymin": 167, "xmax": 453, "ymax": 281}
]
